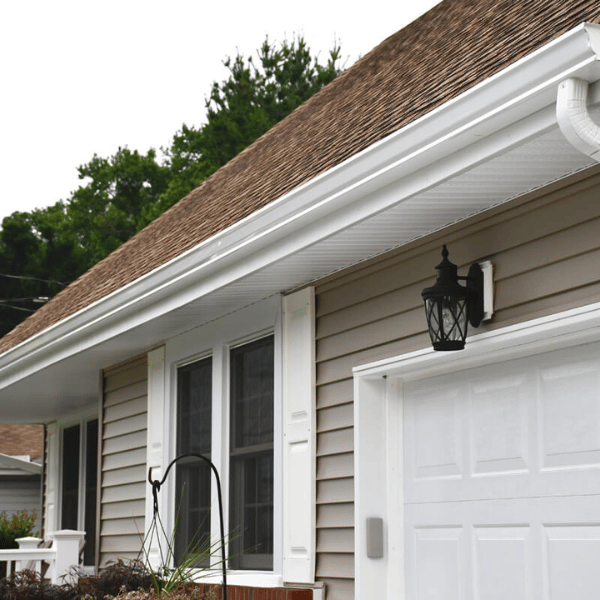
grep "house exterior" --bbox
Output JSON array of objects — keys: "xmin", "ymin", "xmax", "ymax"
[
  {"xmin": 2, "ymin": 1, "xmax": 600, "ymax": 598},
  {"xmin": 0, "ymin": 425, "xmax": 43, "ymax": 533}
]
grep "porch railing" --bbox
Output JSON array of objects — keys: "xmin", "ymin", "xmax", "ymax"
[{"xmin": 0, "ymin": 530, "xmax": 85, "ymax": 584}]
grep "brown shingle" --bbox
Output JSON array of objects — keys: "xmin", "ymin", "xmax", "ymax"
[
  {"xmin": 0, "ymin": 425, "xmax": 44, "ymax": 460},
  {"xmin": 2, "ymin": 0, "xmax": 600, "ymax": 354}
]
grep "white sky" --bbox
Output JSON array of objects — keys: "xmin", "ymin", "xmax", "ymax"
[{"xmin": 0, "ymin": 0, "xmax": 442, "ymax": 222}]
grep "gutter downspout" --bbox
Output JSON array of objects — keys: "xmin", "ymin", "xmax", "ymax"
[{"xmin": 557, "ymin": 77, "xmax": 600, "ymax": 161}]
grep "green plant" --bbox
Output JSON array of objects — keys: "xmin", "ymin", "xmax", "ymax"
[
  {"xmin": 140, "ymin": 488, "xmax": 232, "ymax": 597},
  {"xmin": 0, "ymin": 510, "xmax": 37, "ymax": 550},
  {"xmin": 141, "ymin": 520, "xmax": 228, "ymax": 596}
]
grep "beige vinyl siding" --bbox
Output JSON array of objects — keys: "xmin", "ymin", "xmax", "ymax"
[
  {"xmin": 313, "ymin": 166, "xmax": 600, "ymax": 599},
  {"xmin": 99, "ymin": 355, "xmax": 147, "ymax": 566}
]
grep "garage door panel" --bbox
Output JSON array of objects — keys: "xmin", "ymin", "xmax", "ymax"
[
  {"xmin": 473, "ymin": 526, "xmax": 531, "ymax": 600},
  {"xmin": 470, "ymin": 371, "xmax": 531, "ymax": 477},
  {"xmin": 405, "ymin": 346, "xmax": 600, "ymax": 504},
  {"xmin": 407, "ymin": 384, "xmax": 464, "ymax": 482},
  {"xmin": 406, "ymin": 496, "xmax": 600, "ymax": 600},
  {"xmin": 539, "ymin": 359, "xmax": 600, "ymax": 470},
  {"xmin": 407, "ymin": 526, "xmax": 464, "ymax": 600},
  {"xmin": 545, "ymin": 525, "xmax": 600, "ymax": 600}
]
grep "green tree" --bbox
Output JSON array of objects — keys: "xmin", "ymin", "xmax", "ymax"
[
  {"xmin": 0, "ymin": 207, "xmax": 73, "ymax": 333},
  {"xmin": 66, "ymin": 147, "xmax": 170, "ymax": 268},
  {"xmin": 160, "ymin": 36, "xmax": 342, "ymax": 208},
  {"xmin": 0, "ymin": 36, "xmax": 343, "ymax": 337}
]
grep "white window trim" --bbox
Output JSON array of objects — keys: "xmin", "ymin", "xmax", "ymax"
[
  {"xmin": 157, "ymin": 295, "xmax": 284, "ymax": 587},
  {"xmin": 353, "ymin": 300, "xmax": 600, "ymax": 600},
  {"xmin": 49, "ymin": 410, "xmax": 98, "ymax": 570},
  {"xmin": 51, "ymin": 410, "xmax": 98, "ymax": 534}
]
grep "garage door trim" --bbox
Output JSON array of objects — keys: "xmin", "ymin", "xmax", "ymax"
[{"xmin": 353, "ymin": 299, "xmax": 600, "ymax": 600}]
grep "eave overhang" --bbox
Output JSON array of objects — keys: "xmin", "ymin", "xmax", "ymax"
[
  {"xmin": 0, "ymin": 453, "xmax": 42, "ymax": 475},
  {"xmin": 1, "ymin": 23, "xmax": 600, "ymax": 422}
]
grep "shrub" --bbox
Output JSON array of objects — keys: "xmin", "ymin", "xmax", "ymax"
[{"xmin": 0, "ymin": 511, "xmax": 37, "ymax": 550}]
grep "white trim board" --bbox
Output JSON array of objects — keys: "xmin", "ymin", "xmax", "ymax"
[{"xmin": 353, "ymin": 300, "xmax": 600, "ymax": 600}]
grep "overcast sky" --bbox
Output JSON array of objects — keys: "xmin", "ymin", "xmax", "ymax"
[{"xmin": 0, "ymin": 0, "xmax": 442, "ymax": 222}]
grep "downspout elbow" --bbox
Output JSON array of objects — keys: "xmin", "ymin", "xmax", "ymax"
[{"xmin": 557, "ymin": 77, "xmax": 600, "ymax": 162}]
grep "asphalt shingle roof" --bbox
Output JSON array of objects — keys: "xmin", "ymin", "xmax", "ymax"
[{"xmin": 2, "ymin": 0, "xmax": 600, "ymax": 355}]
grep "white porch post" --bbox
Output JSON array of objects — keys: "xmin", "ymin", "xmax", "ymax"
[
  {"xmin": 50, "ymin": 530, "xmax": 85, "ymax": 584},
  {"xmin": 15, "ymin": 536, "xmax": 42, "ymax": 573}
]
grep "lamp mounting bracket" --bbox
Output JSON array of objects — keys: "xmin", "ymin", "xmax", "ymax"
[{"xmin": 464, "ymin": 262, "xmax": 484, "ymax": 328}]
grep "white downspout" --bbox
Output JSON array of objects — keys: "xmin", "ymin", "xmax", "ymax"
[{"xmin": 556, "ymin": 78, "xmax": 600, "ymax": 161}]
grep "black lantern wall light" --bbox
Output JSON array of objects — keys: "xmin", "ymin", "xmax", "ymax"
[{"xmin": 421, "ymin": 245, "xmax": 493, "ymax": 351}]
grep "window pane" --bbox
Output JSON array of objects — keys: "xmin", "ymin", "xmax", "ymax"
[
  {"xmin": 84, "ymin": 419, "xmax": 98, "ymax": 566},
  {"xmin": 229, "ymin": 336, "xmax": 274, "ymax": 570},
  {"xmin": 61, "ymin": 425, "xmax": 80, "ymax": 531},
  {"xmin": 175, "ymin": 357, "xmax": 212, "ymax": 564}
]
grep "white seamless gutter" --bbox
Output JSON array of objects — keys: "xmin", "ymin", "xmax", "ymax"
[
  {"xmin": 1, "ymin": 23, "xmax": 600, "ymax": 387},
  {"xmin": 557, "ymin": 77, "xmax": 600, "ymax": 160}
]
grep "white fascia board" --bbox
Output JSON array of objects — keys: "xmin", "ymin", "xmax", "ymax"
[
  {"xmin": 0, "ymin": 453, "xmax": 42, "ymax": 475},
  {"xmin": 1, "ymin": 24, "xmax": 600, "ymax": 387}
]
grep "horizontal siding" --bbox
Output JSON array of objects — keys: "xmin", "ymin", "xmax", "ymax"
[
  {"xmin": 104, "ymin": 381, "xmax": 147, "ymax": 408},
  {"xmin": 103, "ymin": 449, "xmax": 146, "ymax": 473},
  {"xmin": 317, "ymin": 453, "xmax": 353, "ymax": 481},
  {"xmin": 316, "ymin": 528, "xmax": 354, "ymax": 553},
  {"xmin": 103, "ymin": 413, "xmax": 147, "ymax": 440},
  {"xmin": 316, "ymin": 553, "xmax": 354, "ymax": 578},
  {"xmin": 101, "ymin": 517, "xmax": 144, "ymax": 536},
  {"xmin": 318, "ymin": 403, "xmax": 353, "ymax": 433},
  {"xmin": 100, "ymin": 355, "xmax": 147, "ymax": 568},
  {"xmin": 103, "ymin": 358, "xmax": 147, "ymax": 393},
  {"xmin": 313, "ymin": 169, "xmax": 600, "ymax": 599},
  {"xmin": 103, "ymin": 431, "xmax": 147, "ymax": 456},
  {"xmin": 318, "ymin": 578, "xmax": 354, "ymax": 600},
  {"xmin": 0, "ymin": 478, "xmax": 42, "ymax": 531},
  {"xmin": 103, "ymin": 396, "xmax": 147, "ymax": 423},
  {"xmin": 102, "ymin": 465, "xmax": 147, "ymax": 488},
  {"xmin": 317, "ymin": 478, "xmax": 353, "ymax": 504},
  {"xmin": 317, "ymin": 380, "xmax": 353, "ymax": 409},
  {"xmin": 316, "ymin": 503, "xmax": 354, "ymax": 529},
  {"xmin": 317, "ymin": 428, "xmax": 353, "ymax": 457},
  {"xmin": 101, "ymin": 499, "xmax": 146, "ymax": 521}
]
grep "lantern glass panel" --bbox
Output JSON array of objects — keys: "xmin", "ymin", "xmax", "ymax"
[{"xmin": 425, "ymin": 295, "xmax": 468, "ymax": 350}]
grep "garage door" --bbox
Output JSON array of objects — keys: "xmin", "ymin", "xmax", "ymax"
[{"xmin": 403, "ymin": 342, "xmax": 600, "ymax": 599}]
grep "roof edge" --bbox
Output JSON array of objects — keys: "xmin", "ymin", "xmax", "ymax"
[{"xmin": 0, "ymin": 453, "xmax": 42, "ymax": 475}]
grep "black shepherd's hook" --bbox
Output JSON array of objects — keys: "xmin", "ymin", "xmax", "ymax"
[{"xmin": 148, "ymin": 453, "xmax": 227, "ymax": 600}]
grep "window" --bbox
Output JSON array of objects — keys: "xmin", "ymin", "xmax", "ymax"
[
  {"xmin": 60, "ymin": 417, "xmax": 98, "ymax": 566},
  {"xmin": 174, "ymin": 335, "xmax": 275, "ymax": 571},
  {"xmin": 228, "ymin": 336, "xmax": 274, "ymax": 570},
  {"xmin": 175, "ymin": 356, "xmax": 212, "ymax": 563}
]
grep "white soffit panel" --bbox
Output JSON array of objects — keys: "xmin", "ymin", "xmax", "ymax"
[
  {"xmin": 147, "ymin": 124, "xmax": 597, "ymax": 339},
  {"xmin": 237, "ymin": 127, "xmax": 594, "ymax": 290}
]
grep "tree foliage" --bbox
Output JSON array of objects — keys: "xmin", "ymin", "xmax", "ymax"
[
  {"xmin": 161, "ymin": 36, "xmax": 341, "ymax": 208},
  {"xmin": 0, "ymin": 36, "xmax": 343, "ymax": 336}
]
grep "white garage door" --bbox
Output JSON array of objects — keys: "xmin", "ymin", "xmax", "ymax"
[{"xmin": 403, "ymin": 342, "xmax": 600, "ymax": 599}]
